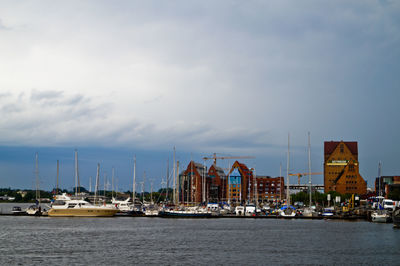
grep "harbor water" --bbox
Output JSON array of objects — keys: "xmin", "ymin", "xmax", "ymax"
[{"xmin": 0, "ymin": 212, "xmax": 399, "ymax": 265}]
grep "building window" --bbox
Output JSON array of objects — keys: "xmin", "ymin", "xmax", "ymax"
[{"xmin": 340, "ymin": 144, "xmax": 344, "ymax": 153}]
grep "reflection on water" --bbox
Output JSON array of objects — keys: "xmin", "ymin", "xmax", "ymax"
[{"xmin": 0, "ymin": 214, "xmax": 399, "ymax": 265}]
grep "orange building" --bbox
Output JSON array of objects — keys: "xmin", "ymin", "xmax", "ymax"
[{"xmin": 324, "ymin": 141, "xmax": 367, "ymax": 195}]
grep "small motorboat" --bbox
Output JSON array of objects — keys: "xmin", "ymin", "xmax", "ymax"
[
  {"xmin": 26, "ymin": 205, "xmax": 42, "ymax": 216},
  {"xmin": 279, "ymin": 205, "xmax": 296, "ymax": 217},
  {"xmin": 371, "ymin": 209, "xmax": 391, "ymax": 223},
  {"xmin": 12, "ymin": 206, "xmax": 26, "ymax": 215},
  {"xmin": 322, "ymin": 208, "xmax": 335, "ymax": 217}
]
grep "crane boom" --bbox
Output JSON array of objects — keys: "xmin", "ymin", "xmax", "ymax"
[
  {"xmin": 289, "ymin": 172, "xmax": 323, "ymax": 185},
  {"xmin": 202, "ymin": 153, "xmax": 255, "ymax": 165}
]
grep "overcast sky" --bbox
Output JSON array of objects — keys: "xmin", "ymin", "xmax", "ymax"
[{"xmin": 1, "ymin": 1, "xmax": 399, "ymax": 191}]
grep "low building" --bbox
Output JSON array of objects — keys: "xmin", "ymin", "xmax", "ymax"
[{"xmin": 375, "ymin": 176, "xmax": 400, "ymax": 198}]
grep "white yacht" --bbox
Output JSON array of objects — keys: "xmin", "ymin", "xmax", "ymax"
[
  {"xmin": 47, "ymin": 193, "xmax": 118, "ymax": 217},
  {"xmin": 111, "ymin": 197, "xmax": 133, "ymax": 213}
]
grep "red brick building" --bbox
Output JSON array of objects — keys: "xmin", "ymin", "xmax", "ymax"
[
  {"xmin": 179, "ymin": 161, "xmax": 207, "ymax": 204},
  {"xmin": 256, "ymin": 176, "xmax": 285, "ymax": 202},
  {"xmin": 207, "ymin": 164, "xmax": 226, "ymax": 202}
]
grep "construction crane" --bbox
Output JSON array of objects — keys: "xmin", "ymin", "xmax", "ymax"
[
  {"xmin": 289, "ymin": 172, "xmax": 323, "ymax": 185},
  {"xmin": 202, "ymin": 153, "xmax": 255, "ymax": 165}
]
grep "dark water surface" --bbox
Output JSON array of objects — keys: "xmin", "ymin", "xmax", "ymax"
[{"xmin": 0, "ymin": 216, "xmax": 399, "ymax": 265}]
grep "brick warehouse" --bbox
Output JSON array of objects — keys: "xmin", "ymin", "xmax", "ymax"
[
  {"xmin": 207, "ymin": 164, "xmax": 226, "ymax": 202},
  {"xmin": 179, "ymin": 161, "xmax": 207, "ymax": 204},
  {"xmin": 324, "ymin": 141, "xmax": 367, "ymax": 195}
]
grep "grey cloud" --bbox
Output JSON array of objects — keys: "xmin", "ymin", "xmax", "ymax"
[
  {"xmin": 30, "ymin": 89, "xmax": 63, "ymax": 102},
  {"xmin": 63, "ymin": 94, "xmax": 85, "ymax": 105},
  {"xmin": 1, "ymin": 103, "xmax": 23, "ymax": 114}
]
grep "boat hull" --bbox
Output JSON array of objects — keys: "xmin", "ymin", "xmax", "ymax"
[
  {"xmin": 159, "ymin": 211, "xmax": 212, "ymax": 218},
  {"xmin": 47, "ymin": 208, "xmax": 118, "ymax": 217},
  {"xmin": 371, "ymin": 210, "xmax": 391, "ymax": 223}
]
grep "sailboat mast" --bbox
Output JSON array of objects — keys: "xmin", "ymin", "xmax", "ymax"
[
  {"xmin": 151, "ymin": 179, "xmax": 153, "ymax": 204},
  {"xmin": 173, "ymin": 147, "xmax": 176, "ymax": 204},
  {"xmin": 74, "ymin": 150, "xmax": 78, "ymax": 195},
  {"xmin": 35, "ymin": 152, "xmax": 40, "ymax": 203},
  {"xmin": 95, "ymin": 163, "xmax": 100, "ymax": 205},
  {"xmin": 176, "ymin": 160, "xmax": 180, "ymax": 205},
  {"xmin": 56, "ymin": 160, "xmax": 59, "ymax": 195},
  {"xmin": 166, "ymin": 158, "xmax": 169, "ymax": 202},
  {"xmin": 286, "ymin": 133, "xmax": 290, "ymax": 206},
  {"xmin": 279, "ymin": 163, "xmax": 282, "ymax": 202},
  {"xmin": 133, "ymin": 155, "xmax": 136, "ymax": 203},
  {"xmin": 228, "ymin": 160, "xmax": 231, "ymax": 205},
  {"xmin": 112, "ymin": 167, "xmax": 115, "ymax": 198},
  {"xmin": 142, "ymin": 171, "xmax": 146, "ymax": 203},
  {"xmin": 103, "ymin": 172, "xmax": 107, "ymax": 197},
  {"xmin": 308, "ymin": 132, "xmax": 312, "ymax": 207},
  {"xmin": 378, "ymin": 161, "xmax": 382, "ymax": 197}
]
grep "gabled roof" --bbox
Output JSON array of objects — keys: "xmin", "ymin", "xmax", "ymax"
[
  {"xmin": 228, "ymin": 161, "xmax": 253, "ymax": 178},
  {"xmin": 324, "ymin": 141, "xmax": 358, "ymax": 156},
  {"xmin": 208, "ymin": 164, "xmax": 226, "ymax": 178},
  {"xmin": 184, "ymin": 161, "xmax": 206, "ymax": 177}
]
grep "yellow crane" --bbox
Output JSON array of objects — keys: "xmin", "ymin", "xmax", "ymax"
[{"xmin": 289, "ymin": 172, "xmax": 323, "ymax": 185}]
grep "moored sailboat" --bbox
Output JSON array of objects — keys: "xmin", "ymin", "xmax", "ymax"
[
  {"xmin": 371, "ymin": 162, "xmax": 391, "ymax": 223},
  {"xmin": 279, "ymin": 134, "xmax": 296, "ymax": 217}
]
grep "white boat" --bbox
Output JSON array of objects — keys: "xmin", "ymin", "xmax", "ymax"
[
  {"xmin": 144, "ymin": 209, "xmax": 159, "ymax": 216},
  {"xmin": 371, "ymin": 163, "xmax": 390, "ymax": 223},
  {"xmin": 12, "ymin": 206, "xmax": 26, "ymax": 215},
  {"xmin": 302, "ymin": 207, "xmax": 314, "ymax": 217},
  {"xmin": 47, "ymin": 193, "xmax": 118, "ymax": 217},
  {"xmin": 160, "ymin": 206, "xmax": 212, "ymax": 217},
  {"xmin": 279, "ymin": 206, "xmax": 296, "ymax": 217},
  {"xmin": 322, "ymin": 208, "xmax": 335, "ymax": 217},
  {"xmin": 371, "ymin": 209, "xmax": 391, "ymax": 223},
  {"xmin": 111, "ymin": 197, "xmax": 133, "ymax": 213},
  {"xmin": 235, "ymin": 206, "xmax": 245, "ymax": 216},
  {"xmin": 26, "ymin": 204, "xmax": 41, "ymax": 216}
]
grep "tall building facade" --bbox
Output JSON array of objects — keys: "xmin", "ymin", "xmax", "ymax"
[{"xmin": 324, "ymin": 141, "xmax": 367, "ymax": 195}]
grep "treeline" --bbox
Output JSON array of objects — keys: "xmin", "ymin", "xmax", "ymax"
[
  {"xmin": 0, "ymin": 187, "xmax": 175, "ymax": 203},
  {"xmin": 290, "ymin": 191, "xmax": 355, "ymax": 206}
]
